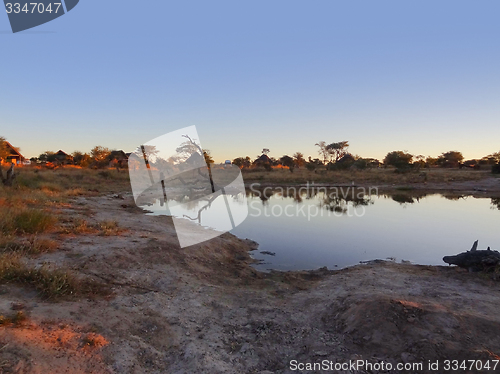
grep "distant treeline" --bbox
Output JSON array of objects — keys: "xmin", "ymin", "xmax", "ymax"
[
  {"xmin": 1, "ymin": 137, "xmax": 499, "ymax": 173},
  {"xmin": 31, "ymin": 146, "xmax": 129, "ymax": 169},
  {"xmin": 232, "ymin": 141, "xmax": 500, "ymax": 173}
]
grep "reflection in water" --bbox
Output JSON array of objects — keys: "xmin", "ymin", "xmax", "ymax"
[
  {"xmin": 229, "ymin": 188, "xmax": 500, "ymax": 271},
  {"xmin": 129, "ymin": 126, "xmax": 247, "ymax": 247},
  {"xmin": 320, "ymin": 194, "xmax": 373, "ymax": 213},
  {"xmin": 247, "ymin": 186, "xmax": 376, "ymax": 214},
  {"xmin": 142, "ymin": 183, "xmax": 499, "ymax": 270},
  {"xmin": 389, "ymin": 194, "xmax": 418, "ymax": 204}
]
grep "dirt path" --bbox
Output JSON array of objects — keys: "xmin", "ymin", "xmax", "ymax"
[{"xmin": 1, "ymin": 193, "xmax": 500, "ymax": 373}]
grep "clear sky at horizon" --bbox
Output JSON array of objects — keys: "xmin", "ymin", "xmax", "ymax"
[{"xmin": 1, "ymin": 0, "xmax": 499, "ymax": 162}]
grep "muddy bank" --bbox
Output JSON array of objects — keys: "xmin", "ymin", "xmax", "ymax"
[{"xmin": 1, "ymin": 193, "xmax": 500, "ymax": 373}]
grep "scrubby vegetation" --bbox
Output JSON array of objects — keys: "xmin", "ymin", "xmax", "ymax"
[
  {"xmin": 230, "ymin": 143, "xmax": 500, "ymax": 176},
  {"xmin": 0, "ymin": 253, "xmax": 79, "ymax": 299},
  {"xmin": 0, "ymin": 167, "xmax": 127, "ymax": 300},
  {"xmin": 240, "ymin": 166, "xmax": 489, "ymax": 185}
]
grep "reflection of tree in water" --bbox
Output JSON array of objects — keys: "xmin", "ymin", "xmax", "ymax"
[
  {"xmin": 390, "ymin": 194, "xmax": 418, "ymax": 204},
  {"xmin": 246, "ymin": 189, "xmax": 274, "ymax": 204},
  {"xmin": 243, "ymin": 188, "xmax": 500, "ymax": 213},
  {"xmin": 246, "ymin": 187, "xmax": 325, "ymax": 205},
  {"xmin": 279, "ymin": 189, "xmax": 303, "ymax": 203},
  {"xmin": 385, "ymin": 190, "xmax": 433, "ymax": 205},
  {"xmin": 320, "ymin": 194, "xmax": 373, "ymax": 214},
  {"xmin": 182, "ymin": 190, "xmax": 245, "ymax": 224},
  {"xmin": 442, "ymin": 194, "xmax": 468, "ymax": 201},
  {"xmin": 182, "ymin": 192, "xmax": 220, "ymax": 224},
  {"xmin": 491, "ymin": 198, "xmax": 500, "ymax": 210},
  {"xmin": 246, "ymin": 187, "xmax": 375, "ymax": 211}
]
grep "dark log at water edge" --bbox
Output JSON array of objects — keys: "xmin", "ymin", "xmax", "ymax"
[{"xmin": 443, "ymin": 240, "xmax": 500, "ymax": 272}]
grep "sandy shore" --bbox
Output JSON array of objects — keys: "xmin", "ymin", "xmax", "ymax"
[{"xmin": 1, "ymin": 189, "xmax": 500, "ymax": 373}]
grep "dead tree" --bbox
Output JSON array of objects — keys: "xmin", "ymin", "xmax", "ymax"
[
  {"xmin": 443, "ymin": 240, "xmax": 500, "ymax": 272},
  {"xmin": 0, "ymin": 163, "xmax": 16, "ymax": 186}
]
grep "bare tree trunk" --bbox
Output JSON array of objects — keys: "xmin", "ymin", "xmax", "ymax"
[{"xmin": 1, "ymin": 163, "xmax": 16, "ymax": 186}]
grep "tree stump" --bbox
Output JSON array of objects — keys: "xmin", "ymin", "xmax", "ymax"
[{"xmin": 0, "ymin": 163, "xmax": 16, "ymax": 187}]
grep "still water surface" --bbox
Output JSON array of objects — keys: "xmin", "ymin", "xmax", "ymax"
[{"xmin": 144, "ymin": 188, "xmax": 500, "ymax": 271}]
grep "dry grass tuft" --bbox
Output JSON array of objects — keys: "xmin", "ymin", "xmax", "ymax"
[
  {"xmin": 0, "ymin": 253, "xmax": 108, "ymax": 300},
  {"xmin": 0, "ymin": 207, "xmax": 56, "ymax": 235},
  {"xmin": 97, "ymin": 220, "xmax": 122, "ymax": 236},
  {"xmin": 61, "ymin": 218, "xmax": 123, "ymax": 236},
  {"xmin": 0, "ymin": 236, "xmax": 58, "ymax": 255},
  {"xmin": 11, "ymin": 209, "xmax": 56, "ymax": 234}
]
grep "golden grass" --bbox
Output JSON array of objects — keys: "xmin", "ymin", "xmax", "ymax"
[
  {"xmin": 60, "ymin": 218, "xmax": 123, "ymax": 236},
  {"xmin": 96, "ymin": 220, "xmax": 122, "ymax": 236},
  {"xmin": 14, "ymin": 166, "xmax": 131, "ymax": 193},
  {"xmin": 0, "ymin": 253, "xmax": 77, "ymax": 299},
  {"xmin": 0, "ymin": 167, "xmax": 130, "ymax": 235},
  {"xmin": 241, "ymin": 167, "xmax": 490, "ymax": 185},
  {"xmin": 0, "ymin": 207, "xmax": 56, "ymax": 235},
  {"xmin": 0, "ymin": 236, "xmax": 58, "ymax": 255},
  {"xmin": 0, "ymin": 167, "xmax": 125, "ymax": 300}
]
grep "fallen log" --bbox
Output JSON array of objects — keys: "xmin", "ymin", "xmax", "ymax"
[{"xmin": 443, "ymin": 240, "xmax": 500, "ymax": 272}]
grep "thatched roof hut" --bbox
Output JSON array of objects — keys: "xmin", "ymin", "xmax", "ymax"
[{"xmin": 4, "ymin": 141, "xmax": 25, "ymax": 164}]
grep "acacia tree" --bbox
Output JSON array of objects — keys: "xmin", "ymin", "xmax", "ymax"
[
  {"xmin": 280, "ymin": 155, "xmax": 295, "ymax": 172},
  {"xmin": 413, "ymin": 155, "xmax": 426, "ymax": 169},
  {"xmin": 315, "ymin": 141, "xmax": 329, "ymax": 164},
  {"xmin": 293, "ymin": 152, "xmax": 306, "ymax": 168},
  {"xmin": 425, "ymin": 156, "xmax": 438, "ymax": 168},
  {"xmin": 72, "ymin": 151, "xmax": 92, "ymax": 167},
  {"xmin": 0, "ymin": 137, "xmax": 16, "ymax": 186},
  {"xmin": 483, "ymin": 151, "xmax": 500, "ymax": 164},
  {"xmin": 384, "ymin": 151, "xmax": 414, "ymax": 169},
  {"xmin": 327, "ymin": 141, "xmax": 349, "ymax": 162},
  {"xmin": 437, "ymin": 151, "xmax": 463, "ymax": 168},
  {"xmin": 90, "ymin": 146, "xmax": 111, "ymax": 168},
  {"xmin": 38, "ymin": 151, "xmax": 57, "ymax": 163},
  {"xmin": 0, "ymin": 137, "xmax": 9, "ymax": 162},
  {"xmin": 232, "ymin": 156, "xmax": 251, "ymax": 168}
]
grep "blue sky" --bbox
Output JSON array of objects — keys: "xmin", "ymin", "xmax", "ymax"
[{"xmin": 1, "ymin": 0, "xmax": 499, "ymax": 162}]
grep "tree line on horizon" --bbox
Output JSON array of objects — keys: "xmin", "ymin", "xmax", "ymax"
[
  {"xmin": 0, "ymin": 136, "xmax": 215, "ymax": 171},
  {"xmin": 1, "ymin": 136, "xmax": 500, "ymax": 174},
  {"xmin": 0, "ymin": 137, "xmax": 128, "ymax": 169},
  {"xmin": 232, "ymin": 141, "xmax": 500, "ymax": 174}
]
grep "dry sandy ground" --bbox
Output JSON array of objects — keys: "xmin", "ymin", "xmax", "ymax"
[{"xmin": 1, "ymin": 191, "xmax": 500, "ymax": 373}]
